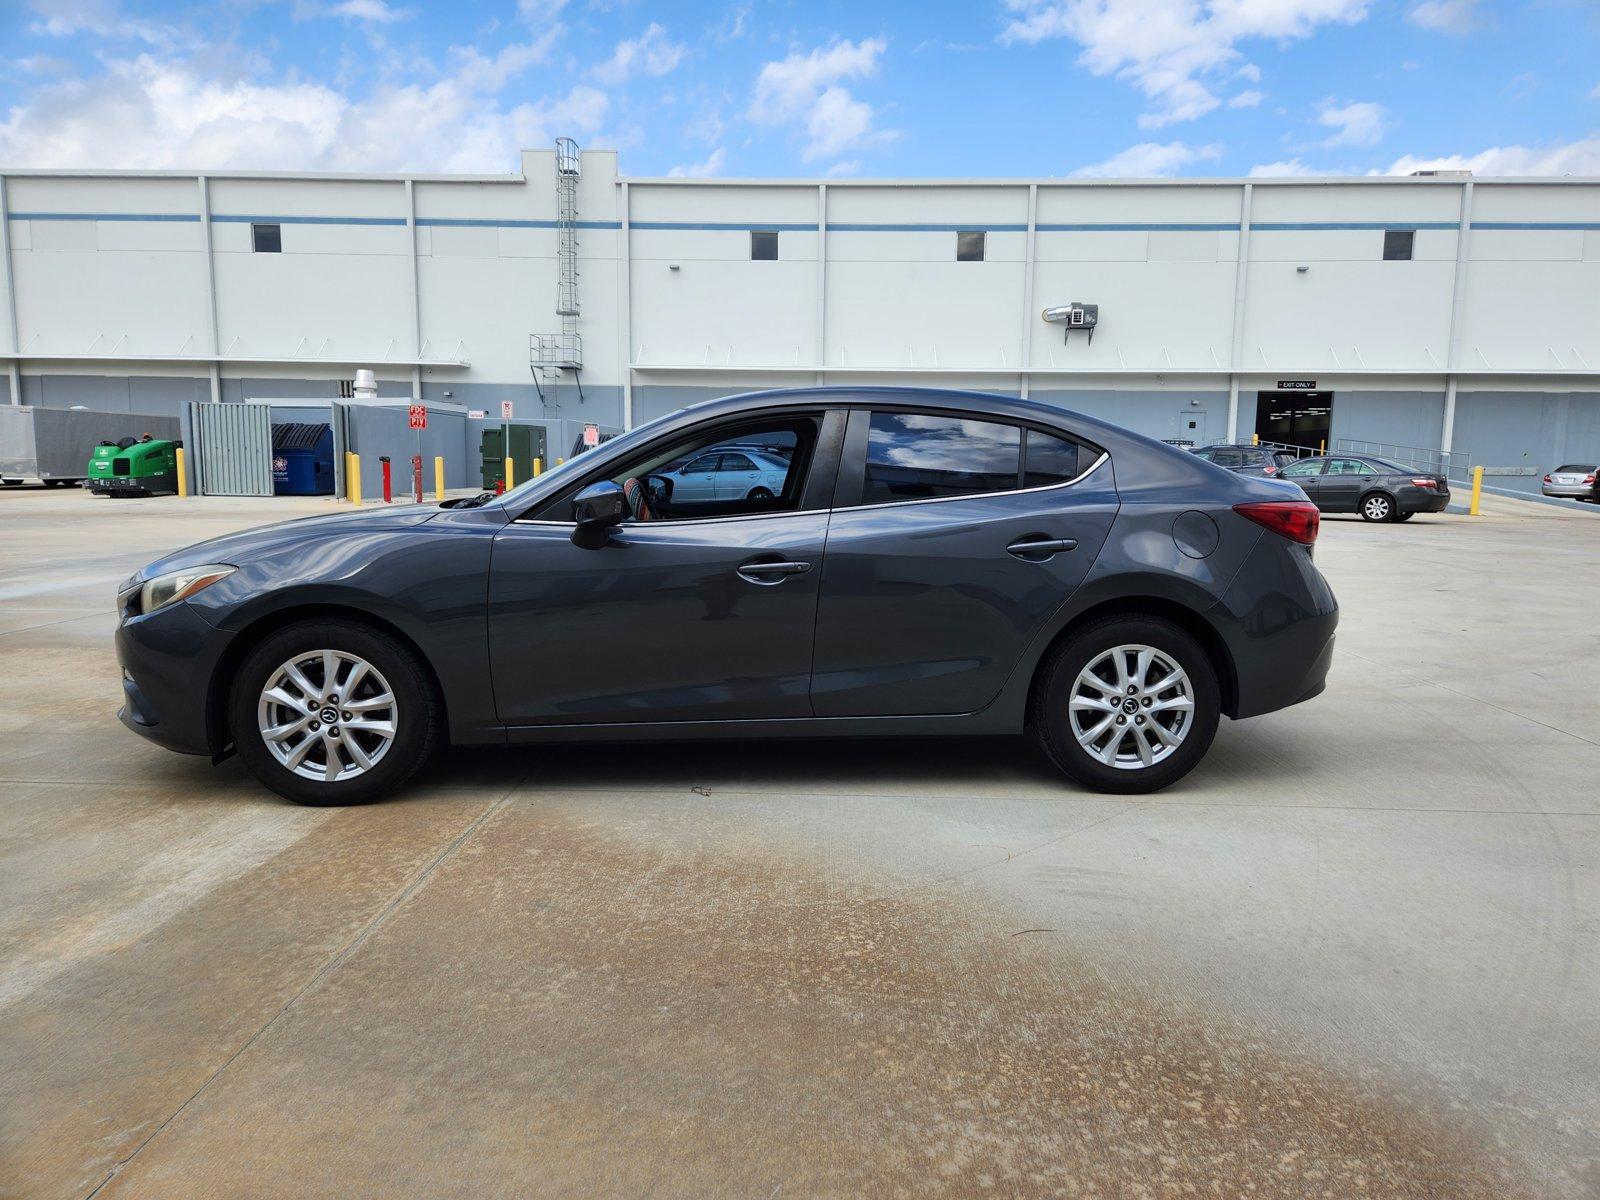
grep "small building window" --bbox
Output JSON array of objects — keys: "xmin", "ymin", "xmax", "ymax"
[
  {"xmin": 252, "ymin": 223, "xmax": 282, "ymax": 253},
  {"xmin": 751, "ymin": 230, "xmax": 778, "ymax": 260},
  {"xmin": 956, "ymin": 230, "xmax": 986, "ymax": 261},
  {"xmin": 1382, "ymin": 229, "xmax": 1414, "ymax": 261}
]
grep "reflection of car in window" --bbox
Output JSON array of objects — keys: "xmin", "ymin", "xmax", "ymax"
[{"xmin": 658, "ymin": 450, "xmax": 790, "ymax": 503}]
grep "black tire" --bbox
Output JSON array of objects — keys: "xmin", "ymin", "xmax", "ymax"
[
  {"xmin": 42, "ymin": 479, "xmax": 60, "ymax": 488},
  {"xmin": 1030, "ymin": 614, "xmax": 1221, "ymax": 795},
  {"xmin": 746, "ymin": 486, "xmax": 774, "ymax": 501},
  {"xmin": 1394, "ymin": 511, "xmax": 1414, "ymax": 522},
  {"xmin": 228, "ymin": 619, "xmax": 441, "ymax": 806},
  {"xmin": 1359, "ymin": 491, "xmax": 1395, "ymax": 522}
]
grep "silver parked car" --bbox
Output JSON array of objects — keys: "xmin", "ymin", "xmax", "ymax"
[
  {"xmin": 658, "ymin": 447, "xmax": 790, "ymax": 502},
  {"xmin": 1542, "ymin": 464, "xmax": 1599, "ymax": 501}
]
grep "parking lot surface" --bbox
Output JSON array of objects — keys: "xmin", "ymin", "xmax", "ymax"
[{"xmin": 2, "ymin": 486, "xmax": 1597, "ymax": 1199}]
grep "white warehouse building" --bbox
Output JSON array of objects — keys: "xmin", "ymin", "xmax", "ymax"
[{"xmin": 3, "ymin": 143, "xmax": 1599, "ymax": 489}]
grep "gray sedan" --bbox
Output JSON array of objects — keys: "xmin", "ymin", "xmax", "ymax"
[{"xmin": 113, "ymin": 386, "xmax": 1338, "ymax": 805}]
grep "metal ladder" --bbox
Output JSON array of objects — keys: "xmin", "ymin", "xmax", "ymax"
[{"xmin": 531, "ymin": 137, "xmax": 583, "ymax": 403}]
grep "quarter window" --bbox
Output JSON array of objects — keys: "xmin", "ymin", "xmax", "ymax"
[
  {"xmin": 1382, "ymin": 229, "xmax": 1414, "ymax": 261},
  {"xmin": 1023, "ymin": 429, "xmax": 1084, "ymax": 487},
  {"xmin": 252, "ymin": 223, "xmax": 282, "ymax": 253},
  {"xmin": 956, "ymin": 230, "xmax": 986, "ymax": 261},
  {"xmin": 750, "ymin": 230, "xmax": 778, "ymax": 260},
  {"xmin": 862, "ymin": 413, "xmax": 1020, "ymax": 503}
]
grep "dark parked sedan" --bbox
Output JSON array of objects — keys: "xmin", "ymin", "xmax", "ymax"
[
  {"xmin": 115, "ymin": 387, "xmax": 1337, "ymax": 804},
  {"xmin": 1277, "ymin": 455, "xmax": 1451, "ymax": 522},
  {"xmin": 1190, "ymin": 444, "xmax": 1299, "ymax": 477}
]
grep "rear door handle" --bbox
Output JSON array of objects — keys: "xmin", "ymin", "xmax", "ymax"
[
  {"xmin": 737, "ymin": 559, "xmax": 812, "ymax": 584},
  {"xmin": 1006, "ymin": 536, "xmax": 1078, "ymax": 561}
]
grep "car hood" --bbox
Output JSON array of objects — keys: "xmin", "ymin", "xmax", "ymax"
[{"xmin": 128, "ymin": 505, "xmax": 443, "ymax": 585}]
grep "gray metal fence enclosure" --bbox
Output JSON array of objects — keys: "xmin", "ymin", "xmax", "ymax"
[
  {"xmin": 1, "ymin": 407, "xmax": 180, "ymax": 481},
  {"xmin": 190, "ymin": 402, "xmax": 273, "ymax": 496}
]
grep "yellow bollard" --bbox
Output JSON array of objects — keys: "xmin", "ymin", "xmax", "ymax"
[
  {"xmin": 533, "ymin": 457, "xmax": 543, "ymax": 477},
  {"xmin": 1318, "ymin": 439, "xmax": 1325, "ymax": 454},
  {"xmin": 504, "ymin": 456, "xmax": 514, "ymax": 490},
  {"xmin": 434, "ymin": 456, "xmax": 444, "ymax": 502},
  {"xmin": 1469, "ymin": 465, "xmax": 1483, "ymax": 516},
  {"xmin": 1251, "ymin": 433, "xmax": 1260, "ymax": 446},
  {"xmin": 557, "ymin": 457, "xmax": 565, "ymax": 466},
  {"xmin": 175, "ymin": 447, "xmax": 189, "ymax": 497},
  {"xmin": 347, "ymin": 452, "xmax": 362, "ymax": 506}
]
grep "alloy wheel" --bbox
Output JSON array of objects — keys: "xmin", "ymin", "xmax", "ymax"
[
  {"xmin": 1068, "ymin": 644, "xmax": 1194, "ymax": 770},
  {"xmin": 1363, "ymin": 496, "xmax": 1391, "ymax": 521},
  {"xmin": 257, "ymin": 649, "xmax": 398, "ymax": 782}
]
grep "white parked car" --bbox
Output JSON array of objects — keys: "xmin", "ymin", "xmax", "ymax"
[{"xmin": 658, "ymin": 448, "xmax": 790, "ymax": 502}]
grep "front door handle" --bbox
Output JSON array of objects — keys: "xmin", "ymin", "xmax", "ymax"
[
  {"xmin": 737, "ymin": 559, "xmax": 812, "ymax": 585},
  {"xmin": 1006, "ymin": 536, "xmax": 1077, "ymax": 561}
]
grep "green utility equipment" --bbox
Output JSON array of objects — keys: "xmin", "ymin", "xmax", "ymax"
[
  {"xmin": 87, "ymin": 437, "xmax": 182, "ymax": 497},
  {"xmin": 481, "ymin": 425, "xmax": 547, "ymax": 490}
]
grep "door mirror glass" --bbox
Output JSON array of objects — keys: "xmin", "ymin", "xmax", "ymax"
[{"xmin": 572, "ymin": 480, "xmax": 626, "ymax": 529}]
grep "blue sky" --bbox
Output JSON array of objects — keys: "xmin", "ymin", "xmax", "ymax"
[{"xmin": 2, "ymin": 0, "xmax": 1598, "ymax": 177}]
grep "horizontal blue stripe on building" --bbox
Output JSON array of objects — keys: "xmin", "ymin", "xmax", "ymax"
[{"xmin": 8, "ymin": 212, "xmax": 1600, "ymax": 233}]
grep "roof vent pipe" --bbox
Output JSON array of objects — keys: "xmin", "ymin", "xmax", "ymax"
[{"xmin": 353, "ymin": 369, "xmax": 378, "ymax": 402}]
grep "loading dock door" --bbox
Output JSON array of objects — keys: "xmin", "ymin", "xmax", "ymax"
[
  {"xmin": 189, "ymin": 402, "xmax": 274, "ymax": 496},
  {"xmin": 1256, "ymin": 391, "xmax": 1333, "ymax": 452}
]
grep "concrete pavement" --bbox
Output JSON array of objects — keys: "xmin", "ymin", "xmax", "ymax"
[{"xmin": 1, "ymin": 485, "xmax": 1596, "ymax": 1198}]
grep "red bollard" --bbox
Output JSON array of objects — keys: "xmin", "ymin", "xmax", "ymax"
[
  {"xmin": 412, "ymin": 454, "xmax": 423, "ymax": 503},
  {"xmin": 380, "ymin": 456, "xmax": 392, "ymax": 503},
  {"xmin": 494, "ymin": 478, "xmax": 505, "ymax": 495}
]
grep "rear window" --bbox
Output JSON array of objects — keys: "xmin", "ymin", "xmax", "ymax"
[
  {"xmin": 1209, "ymin": 450, "xmax": 1244, "ymax": 468},
  {"xmin": 862, "ymin": 413, "xmax": 1020, "ymax": 503},
  {"xmin": 1554, "ymin": 464, "xmax": 1596, "ymax": 473}
]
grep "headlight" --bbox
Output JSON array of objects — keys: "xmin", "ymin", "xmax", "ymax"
[{"xmin": 137, "ymin": 565, "xmax": 236, "ymax": 616}]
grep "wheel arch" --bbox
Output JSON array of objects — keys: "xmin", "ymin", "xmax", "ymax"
[
  {"xmin": 207, "ymin": 603, "xmax": 449, "ymax": 756},
  {"xmin": 1023, "ymin": 594, "xmax": 1240, "ymax": 726}
]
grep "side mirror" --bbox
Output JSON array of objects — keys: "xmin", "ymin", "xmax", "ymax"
[{"xmin": 572, "ymin": 480, "xmax": 626, "ymax": 531}]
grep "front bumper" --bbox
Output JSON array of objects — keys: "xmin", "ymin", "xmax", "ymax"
[{"xmin": 115, "ymin": 601, "xmax": 234, "ymax": 755}]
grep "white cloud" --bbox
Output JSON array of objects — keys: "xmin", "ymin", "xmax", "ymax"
[
  {"xmin": 667, "ymin": 146, "xmax": 726, "ymax": 177},
  {"xmin": 1407, "ymin": 0, "xmax": 1478, "ymax": 34},
  {"xmin": 1317, "ymin": 98, "xmax": 1386, "ymax": 147},
  {"xmin": 747, "ymin": 38, "xmax": 894, "ymax": 161},
  {"xmin": 0, "ymin": 40, "xmax": 605, "ymax": 173},
  {"xmin": 1071, "ymin": 139, "xmax": 1222, "ymax": 177},
  {"xmin": 1382, "ymin": 138, "xmax": 1600, "ymax": 177},
  {"xmin": 1228, "ymin": 89, "xmax": 1262, "ymax": 108},
  {"xmin": 1589, "ymin": 81, "xmax": 1600, "ymax": 101},
  {"xmin": 1249, "ymin": 157, "xmax": 1324, "ymax": 175},
  {"xmin": 593, "ymin": 23, "xmax": 687, "ymax": 85},
  {"xmin": 27, "ymin": 0, "xmax": 178, "ymax": 46},
  {"xmin": 826, "ymin": 159, "xmax": 861, "ymax": 176},
  {"xmin": 999, "ymin": 0, "xmax": 1368, "ymax": 128},
  {"xmin": 327, "ymin": 0, "xmax": 410, "ymax": 22}
]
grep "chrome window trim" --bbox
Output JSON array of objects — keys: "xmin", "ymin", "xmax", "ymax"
[{"xmin": 510, "ymin": 451, "xmax": 1110, "ymax": 528}]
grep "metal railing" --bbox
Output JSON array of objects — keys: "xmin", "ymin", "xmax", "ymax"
[{"xmin": 1334, "ymin": 438, "xmax": 1466, "ymax": 480}]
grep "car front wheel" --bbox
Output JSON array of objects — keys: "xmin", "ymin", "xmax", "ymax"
[
  {"xmin": 229, "ymin": 620, "xmax": 441, "ymax": 805},
  {"xmin": 1360, "ymin": 492, "xmax": 1395, "ymax": 522},
  {"xmin": 1031, "ymin": 615, "xmax": 1220, "ymax": 795}
]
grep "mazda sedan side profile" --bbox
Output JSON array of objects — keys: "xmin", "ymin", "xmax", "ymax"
[{"xmin": 115, "ymin": 387, "xmax": 1338, "ymax": 805}]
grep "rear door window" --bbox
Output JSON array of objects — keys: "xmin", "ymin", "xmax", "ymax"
[
  {"xmin": 862, "ymin": 412, "xmax": 1020, "ymax": 503},
  {"xmin": 1209, "ymin": 450, "xmax": 1244, "ymax": 468}
]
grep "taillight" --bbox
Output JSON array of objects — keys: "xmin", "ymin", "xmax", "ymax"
[
  {"xmin": 1543, "ymin": 474, "xmax": 1553, "ymax": 484},
  {"xmin": 1263, "ymin": 464, "xmax": 1277, "ymax": 474},
  {"xmin": 1411, "ymin": 478, "xmax": 1436, "ymax": 488},
  {"xmin": 1233, "ymin": 500, "xmax": 1320, "ymax": 545},
  {"xmin": 1585, "ymin": 475, "xmax": 1596, "ymax": 485}
]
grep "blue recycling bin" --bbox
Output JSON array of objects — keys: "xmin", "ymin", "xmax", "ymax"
[{"xmin": 271, "ymin": 423, "xmax": 335, "ymax": 496}]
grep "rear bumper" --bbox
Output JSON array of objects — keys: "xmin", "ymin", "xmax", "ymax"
[
  {"xmin": 115, "ymin": 601, "xmax": 233, "ymax": 755},
  {"xmin": 1542, "ymin": 485, "xmax": 1598, "ymax": 499},
  {"xmin": 1212, "ymin": 536, "xmax": 1339, "ymax": 720},
  {"xmin": 1398, "ymin": 490, "xmax": 1450, "ymax": 513}
]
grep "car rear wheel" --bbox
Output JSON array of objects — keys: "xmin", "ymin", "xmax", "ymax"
[
  {"xmin": 1360, "ymin": 492, "xmax": 1395, "ymax": 522},
  {"xmin": 746, "ymin": 486, "xmax": 774, "ymax": 500},
  {"xmin": 1031, "ymin": 615, "xmax": 1220, "ymax": 795},
  {"xmin": 229, "ymin": 620, "xmax": 440, "ymax": 806}
]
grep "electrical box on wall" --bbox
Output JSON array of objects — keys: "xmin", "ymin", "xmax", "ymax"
[{"xmin": 1043, "ymin": 303, "xmax": 1099, "ymax": 345}]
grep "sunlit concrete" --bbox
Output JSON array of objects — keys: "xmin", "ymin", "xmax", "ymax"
[{"xmin": 2, "ymin": 485, "xmax": 1596, "ymax": 1199}]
